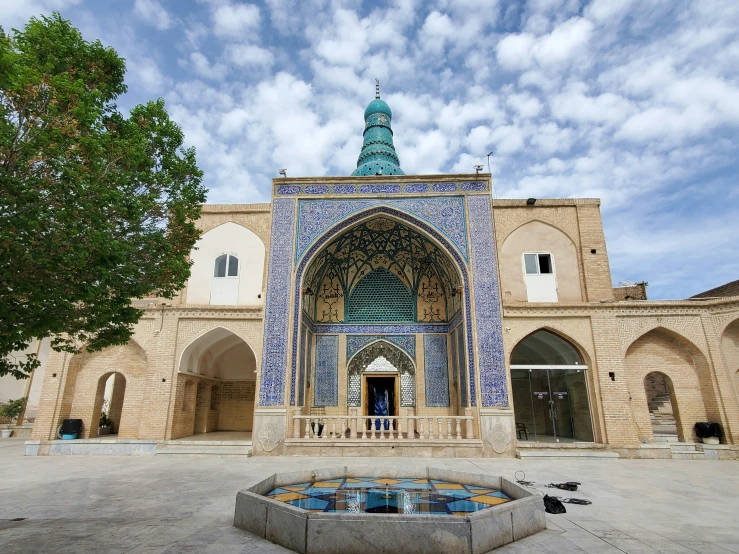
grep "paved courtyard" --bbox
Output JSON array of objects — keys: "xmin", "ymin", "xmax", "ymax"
[{"xmin": 0, "ymin": 439, "xmax": 737, "ymax": 553}]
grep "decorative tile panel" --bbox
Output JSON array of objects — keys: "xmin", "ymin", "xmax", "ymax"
[
  {"xmin": 259, "ymin": 198, "xmax": 295, "ymax": 406},
  {"xmin": 306, "ymin": 322, "xmax": 449, "ymax": 335},
  {"xmin": 405, "ymin": 183, "xmax": 429, "ymax": 193},
  {"xmin": 456, "ymin": 326, "xmax": 468, "ymax": 407},
  {"xmin": 460, "ymin": 182, "xmax": 487, "ymax": 191},
  {"xmin": 433, "ymin": 183, "xmax": 458, "ymax": 192},
  {"xmin": 298, "ymin": 326, "xmax": 307, "ymax": 406},
  {"xmin": 359, "ymin": 184, "xmax": 401, "ymax": 194},
  {"xmin": 296, "ymin": 197, "xmax": 469, "ymax": 263},
  {"xmin": 277, "ymin": 185, "xmax": 301, "ymax": 195},
  {"xmin": 467, "ymin": 195, "xmax": 507, "ymax": 407},
  {"xmin": 424, "ymin": 335, "xmax": 450, "ymax": 407},
  {"xmin": 313, "ymin": 335, "xmax": 339, "ymax": 407},
  {"xmin": 291, "ymin": 206, "xmax": 475, "ymax": 407},
  {"xmin": 347, "ymin": 335, "xmax": 416, "ymax": 361},
  {"xmin": 305, "ymin": 185, "xmax": 329, "ymax": 194}
]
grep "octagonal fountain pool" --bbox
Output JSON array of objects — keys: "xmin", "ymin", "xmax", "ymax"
[{"xmin": 234, "ymin": 467, "xmax": 545, "ymax": 554}]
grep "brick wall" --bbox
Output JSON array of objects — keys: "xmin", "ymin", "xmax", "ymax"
[{"xmin": 218, "ymin": 381, "xmax": 256, "ymax": 431}]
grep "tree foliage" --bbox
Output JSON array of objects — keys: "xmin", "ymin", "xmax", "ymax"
[{"xmin": 0, "ymin": 14, "xmax": 206, "ymax": 378}]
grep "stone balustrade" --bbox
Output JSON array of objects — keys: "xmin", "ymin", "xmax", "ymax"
[{"xmin": 291, "ymin": 414, "xmax": 475, "ymax": 441}]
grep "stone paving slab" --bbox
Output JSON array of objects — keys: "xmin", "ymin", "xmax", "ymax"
[{"xmin": 0, "ymin": 441, "xmax": 737, "ymax": 553}]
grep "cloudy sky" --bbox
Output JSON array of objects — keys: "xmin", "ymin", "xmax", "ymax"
[{"xmin": 3, "ymin": 0, "xmax": 738, "ymax": 299}]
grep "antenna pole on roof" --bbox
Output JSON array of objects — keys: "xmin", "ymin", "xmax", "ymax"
[{"xmin": 375, "ymin": 79, "xmax": 380, "ymax": 99}]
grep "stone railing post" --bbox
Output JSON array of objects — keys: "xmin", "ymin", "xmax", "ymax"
[
  {"xmin": 465, "ymin": 407, "xmax": 474, "ymax": 439},
  {"xmin": 293, "ymin": 408, "xmax": 302, "ymax": 438},
  {"xmin": 349, "ymin": 408, "xmax": 358, "ymax": 439}
]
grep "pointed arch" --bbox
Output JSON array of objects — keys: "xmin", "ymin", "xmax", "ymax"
[
  {"xmin": 287, "ymin": 206, "xmax": 477, "ymax": 407},
  {"xmin": 500, "ymin": 219, "xmax": 582, "ymax": 303},
  {"xmin": 625, "ymin": 327, "xmax": 719, "ymax": 443},
  {"xmin": 186, "ymin": 221, "xmax": 266, "ymax": 305},
  {"xmin": 347, "ymin": 339, "xmax": 416, "ymax": 408},
  {"xmin": 510, "ymin": 328, "xmax": 587, "ymax": 367}
]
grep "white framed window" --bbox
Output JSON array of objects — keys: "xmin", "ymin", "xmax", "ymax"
[
  {"xmin": 522, "ymin": 252, "xmax": 558, "ymax": 302},
  {"xmin": 524, "ymin": 253, "xmax": 553, "ymax": 275},
  {"xmin": 214, "ymin": 254, "xmax": 239, "ymax": 278}
]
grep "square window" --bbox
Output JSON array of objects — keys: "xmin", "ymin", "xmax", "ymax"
[{"xmin": 524, "ymin": 254, "xmax": 538, "ymax": 274}]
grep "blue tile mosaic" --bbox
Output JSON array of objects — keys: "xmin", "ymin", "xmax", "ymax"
[
  {"xmin": 276, "ymin": 185, "xmax": 301, "ymax": 195},
  {"xmin": 296, "ymin": 197, "xmax": 469, "ymax": 263},
  {"xmin": 424, "ymin": 335, "xmax": 450, "ymax": 407},
  {"xmin": 456, "ymin": 326, "xmax": 468, "ymax": 407},
  {"xmin": 311, "ymin": 323, "xmax": 448, "ymax": 335},
  {"xmin": 347, "ymin": 335, "xmax": 415, "ymax": 361},
  {"xmin": 298, "ymin": 326, "xmax": 311, "ymax": 407},
  {"xmin": 333, "ymin": 185, "xmax": 356, "ymax": 194},
  {"xmin": 313, "ymin": 335, "xmax": 339, "ymax": 407},
  {"xmin": 460, "ymin": 181, "xmax": 487, "ymax": 191},
  {"xmin": 468, "ymin": 195, "xmax": 508, "ymax": 407},
  {"xmin": 259, "ymin": 198, "xmax": 296, "ymax": 406},
  {"xmin": 359, "ymin": 184, "xmax": 401, "ymax": 194},
  {"xmin": 290, "ymin": 206, "xmax": 476, "ymax": 406},
  {"xmin": 305, "ymin": 185, "xmax": 329, "ymax": 194},
  {"xmin": 405, "ymin": 183, "xmax": 429, "ymax": 193},
  {"xmin": 432, "ymin": 183, "xmax": 458, "ymax": 193}
]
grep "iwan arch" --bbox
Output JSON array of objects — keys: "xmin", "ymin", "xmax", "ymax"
[{"xmin": 26, "ymin": 93, "xmax": 739, "ymax": 459}]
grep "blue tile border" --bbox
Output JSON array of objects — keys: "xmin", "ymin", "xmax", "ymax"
[
  {"xmin": 258, "ymin": 198, "xmax": 296, "ymax": 406},
  {"xmin": 467, "ymin": 195, "xmax": 508, "ymax": 407}
]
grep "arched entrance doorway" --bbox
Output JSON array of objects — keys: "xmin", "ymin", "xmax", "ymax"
[
  {"xmin": 510, "ymin": 330, "xmax": 594, "ymax": 442},
  {"xmin": 644, "ymin": 372, "xmax": 678, "ymax": 440},
  {"xmin": 294, "ymin": 213, "xmax": 467, "ymax": 427},
  {"xmin": 347, "ymin": 340, "xmax": 416, "ymax": 433},
  {"xmin": 173, "ymin": 328, "xmax": 257, "ymax": 440}
]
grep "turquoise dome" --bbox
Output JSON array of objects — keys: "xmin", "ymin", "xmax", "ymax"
[
  {"xmin": 364, "ymin": 98, "xmax": 392, "ymax": 120},
  {"xmin": 352, "ymin": 92, "xmax": 404, "ymax": 177}
]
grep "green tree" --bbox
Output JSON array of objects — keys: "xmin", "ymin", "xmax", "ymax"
[{"xmin": 0, "ymin": 14, "xmax": 206, "ymax": 378}]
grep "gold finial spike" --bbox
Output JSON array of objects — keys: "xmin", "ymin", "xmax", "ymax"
[{"xmin": 375, "ymin": 78, "xmax": 380, "ymax": 99}]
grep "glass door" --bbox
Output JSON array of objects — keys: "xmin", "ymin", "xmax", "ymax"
[{"xmin": 511, "ymin": 368, "xmax": 594, "ymax": 442}]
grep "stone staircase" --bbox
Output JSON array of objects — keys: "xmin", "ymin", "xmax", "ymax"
[
  {"xmin": 156, "ymin": 440, "xmax": 252, "ymax": 456},
  {"xmin": 649, "ymin": 393, "xmax": 678, "ymax": 438},
  {"xmin": 669, "ymin": 442, "xmax": 705, "ymax": 460},
  {"xmin": 516, "ymin": 442, "xmax": 619, "ymax": 459}
]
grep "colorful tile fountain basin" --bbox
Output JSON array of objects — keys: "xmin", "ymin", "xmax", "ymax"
[
  {"xmin": 265, "ymin": 477, "xmax": 512, "ymax": 515},
  {"xmin": 234, "ymin": 467, "xmax": 546, "ymax": 554}
]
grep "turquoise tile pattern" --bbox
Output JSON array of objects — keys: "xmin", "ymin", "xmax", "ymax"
[{"xmin": 264, "ymin": 478, "xmax": 511, "ymax": 514}]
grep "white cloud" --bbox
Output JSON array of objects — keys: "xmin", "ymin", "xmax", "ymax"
[
  {"xmin": 190, "ymin": 52, "xmax": 228, "ymax": 80},
  {"xmin": 212, "ymin": 2, "xmax": 261, "ymax": 39},
  {"xmin": 496, "ymin": 16, "xmax": 593, "ymax": 70},
  {"xmin": 133, "ymin": 0, "xmax": 173, "ymax": 31},
  {"xmin": 0, "ymin": 0, "xmax": 81, "ymax": 29},
  {"xmin": 226, "ymin": 43, "xmax": 274, "ymax": 68}
]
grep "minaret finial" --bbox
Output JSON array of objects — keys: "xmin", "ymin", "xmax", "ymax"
[{"xmin": 375, "ymin": 78, "xmax": 380, "ymax": 99}]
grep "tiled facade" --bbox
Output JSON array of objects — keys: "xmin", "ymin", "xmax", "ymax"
[{"xmin": 26, "ymin": 176, "xmax": 739, "ymax": 459}]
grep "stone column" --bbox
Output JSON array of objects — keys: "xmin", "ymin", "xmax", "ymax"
[
  {"xmin": 349, "ymin": 407, "xmax": 358, "ymax": 439},
  {"xmin": 480, "ymin": 409, "xmax": 515, "ymax": 457}
]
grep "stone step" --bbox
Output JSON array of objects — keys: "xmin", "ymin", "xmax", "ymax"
[
  {"xmin": 516, "ymin": 450, "xmax": 619, "ymax": 459},
  {"xmin": 156, "ymin": 444, "xmax": 252, "ymax": 456},
  {"xmin": 671, "ymin": 451, "xmax": 705, "ymax": 460},
  {"xmin": 669, "ymin": 443, "xmax": 698, "ymax": 452},
  {"xmin": 653, "ymin": 434, "xmax": 679, "ymax": 443}
]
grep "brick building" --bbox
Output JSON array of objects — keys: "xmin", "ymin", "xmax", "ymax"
[{"xmin": 16, "ymin": 94, "xmax": 739, "ymax": 459}]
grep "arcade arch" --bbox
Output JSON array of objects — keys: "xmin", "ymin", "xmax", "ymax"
[
  {"xmin": 721, "ymin": 319, "xmax": 739, "ymax": 397},
  {"xmin": 625, "ymin": 328, "xmax": 717, "ymax": 443},
  {"xmin": 60, "ymin": 341, "xmax": 146, "ymax": 439},
  {"xmin": 172, "ymin": 328, "xmax": 257, "ymax": 439},
  {"xmin": 510, "ymin": 329, "xmax": 594, "ymax": 442}
]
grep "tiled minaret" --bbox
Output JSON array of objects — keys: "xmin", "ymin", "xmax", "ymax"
[{"xmin": 351, "ymin": 81, "xmax": 404, "ymax": 176}]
